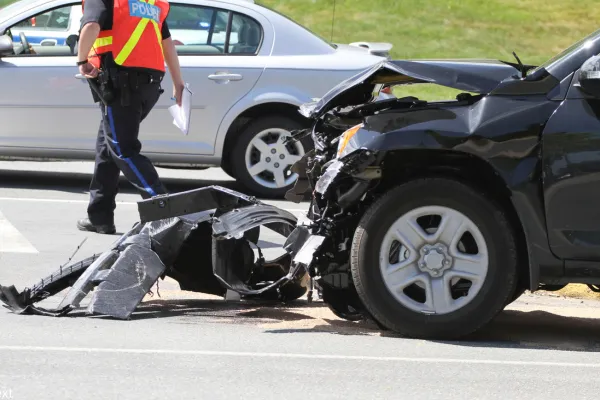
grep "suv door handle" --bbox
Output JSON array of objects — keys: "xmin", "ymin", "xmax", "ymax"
[{"xmin": 208, "ymin": 73, "xmax": 243, "ymax": 82}]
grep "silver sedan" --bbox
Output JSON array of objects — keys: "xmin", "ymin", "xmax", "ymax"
[{"xmin": 0, "ymin": 0, "xmax": 391, "ymax": 197}]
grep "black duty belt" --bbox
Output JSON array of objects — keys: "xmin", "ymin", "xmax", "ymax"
[
  {"xmin": 104, "ymin": 68, "xmax": 165, "ymax": 107},
  {"xmin": 133, "ymin": 70, "xmax": 164, "ymax": 84},
  {"xmin": 106, "ymin": 68, "xmax": 161, "ymax": 83}
]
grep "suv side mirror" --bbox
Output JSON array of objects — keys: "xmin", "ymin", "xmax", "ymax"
[
  {"xmin": 0, "ymin": 34, "xmax": 14, "ymax": 56},
  {"xmin": 579, "ymin": 70, "xmax": 600, "ymax": 97},
  {"xmin": 578, "ymin": 55, "xmax": 600, "ymax": 97}
]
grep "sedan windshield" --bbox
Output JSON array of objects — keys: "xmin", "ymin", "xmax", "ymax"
[{"xmin": 0, "ymin": 0, "xmax": 36, "ymax": 23}]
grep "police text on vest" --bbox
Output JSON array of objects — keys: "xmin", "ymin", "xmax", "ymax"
[{"xmin": 129, "ymin": 0, "xmax": 161, "ymax": 23}]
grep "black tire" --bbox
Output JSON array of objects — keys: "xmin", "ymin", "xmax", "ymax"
[
  {"xmin": 221, "ymin": 161, "xmax": 235, "ymax": 179},
  {"xmin": 230, "ymin": 115, "xmax": 312, "ymax": 198},
  {"xmin": 350, "ymin": 177, "xmax": 519, "ymax": 340},
  {"xmin": 506, "ymin": 286, "xmax": 527, "ymax": 306}
]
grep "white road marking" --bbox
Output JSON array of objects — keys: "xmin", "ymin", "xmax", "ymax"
[
  {"xmin": 0, "ymin": 197, "xmax": 308, "ymax": 213},
  {"xmin": 0, "ymin": 210, "xmax": 37, "ymax": 254},
  {"xmin": 0, "ymin": 197, "xmax": 125, "ymax": 205},
  {"xmin": 0, "ymin": 345, "xmax": 596, "ymax": 368}
]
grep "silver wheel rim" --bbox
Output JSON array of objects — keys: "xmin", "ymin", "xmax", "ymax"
[
  {"xmin": 379, "ymin": 205, "xmax": 489, "ymax": 315},
  {"xmin": 244, "ymin": 128, "xmax": 304, "ymax": 189}
]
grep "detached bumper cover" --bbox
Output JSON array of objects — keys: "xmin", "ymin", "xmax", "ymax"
[{"xmin": 0, "ymin": 186, "xmax": 314, "ymax": 320}]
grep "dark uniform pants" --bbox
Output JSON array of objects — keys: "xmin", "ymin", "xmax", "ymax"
[{"xmin": 87, "ymin": 77, "xmax": 167, "ymax": 226}]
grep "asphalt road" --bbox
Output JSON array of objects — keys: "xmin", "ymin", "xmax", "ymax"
[{"xmin": 1, "ymin": 161, "xmax": 600, "ymax": 400}]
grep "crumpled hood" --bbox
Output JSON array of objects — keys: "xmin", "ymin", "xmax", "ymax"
[{"xmin": 300, "ymin": 59, "xmax": 523, "ymax": 119}]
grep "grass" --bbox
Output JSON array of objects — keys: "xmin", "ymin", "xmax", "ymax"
[
  {"xmin": 5, "ymin": 0, "xmax": 600, "ymax": 66},
  {"xmin": 256, "ymin": 0, "xmax": 600, "ymax": 100},
  {"xmin": 3, "ymin": 0, "xmax": 598, "ymax": 99}
]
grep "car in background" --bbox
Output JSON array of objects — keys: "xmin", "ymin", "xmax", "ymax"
[
  {"xmin": 8, "ymin": 3, "xmax": 79, "ymax": 46},
  {"xmin": 0, "ymin": 0, "xmax": 392, "ymax": 197},
  {"xmin": 7, "ymin": 3, "xmax": 230, "ymax": 47}
]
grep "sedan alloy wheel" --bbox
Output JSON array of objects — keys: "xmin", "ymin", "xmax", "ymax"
[{"xmin": 244, "ymin": 128, "xmax": 305, "ymax": 190}]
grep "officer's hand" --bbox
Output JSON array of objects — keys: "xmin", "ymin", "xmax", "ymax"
[
  {"xmin": 173, "ymin": 82, "xmax": 184, "ymax": 107},
  {"xmin": 79, "ymin": 62, "xmax": 98, "ymax": 79}
]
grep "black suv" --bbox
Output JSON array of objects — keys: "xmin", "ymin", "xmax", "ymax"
[{"xmin": 282, "ymin": 27, "xmax": 600, "ymax": 339}]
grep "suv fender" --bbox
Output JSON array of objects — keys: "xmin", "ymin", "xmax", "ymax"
[{"xmin": 362, "ymin": 126, "xmax": 562, "ymax": 291}]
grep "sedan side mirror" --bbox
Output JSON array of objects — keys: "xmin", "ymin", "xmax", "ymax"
[
  {"xmin": 66, "ymin": 34, "xmax": 78, "ymax": 55},
  {"xmin": 0, "ymin": 34, "xmax": 14, "ymax": 56}
]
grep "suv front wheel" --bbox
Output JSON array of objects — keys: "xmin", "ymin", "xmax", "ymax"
[{"xmin": 350, "ymin": 177, "xmax": 519, "ymax": 339}]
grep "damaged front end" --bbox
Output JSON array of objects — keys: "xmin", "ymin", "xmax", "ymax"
[
  {"xmin": 0, "ymin": 58, "xmax": 521, "ymax": 325},
  {"xmin": 0, "ymin": 186, "xmax": 314, "ymax": 319},
  {"xmin": 279, "ymin": 58, "xmax": 521, "ymax": 320}
]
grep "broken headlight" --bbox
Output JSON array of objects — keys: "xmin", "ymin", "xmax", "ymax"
[
  {"xmin": 315, "ymin": 160, "xmax": 344, "ymax": 195},
  {"xmin": 315, "ymin": 149, "xmax": 379, "ymax": 197}
]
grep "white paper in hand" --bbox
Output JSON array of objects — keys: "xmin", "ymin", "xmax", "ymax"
[{"xmin": 168, "ymin": 83, "xmax": 193, "ymax": 135}]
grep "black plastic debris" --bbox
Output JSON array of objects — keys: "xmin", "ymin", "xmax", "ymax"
[{"xmin": 0, "ymin": 186, "xmax": 316, "ymax": 319}]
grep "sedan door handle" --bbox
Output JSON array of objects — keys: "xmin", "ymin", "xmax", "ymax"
[
  {"xmin": 208, "ymin": 73, "xmax": 243, "ymax": 82},
  {"xmin": 75, "ymin": 73, "xmax": 88, "ymax": 84}
]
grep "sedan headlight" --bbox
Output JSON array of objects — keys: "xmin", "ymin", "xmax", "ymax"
[{"xmin": 299, "ymin": 101, "xmax": 319, "ymax": 118}]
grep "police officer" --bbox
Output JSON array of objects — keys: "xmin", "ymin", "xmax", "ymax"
[{"xmin": 75, "ymin": 0, "xmax": 184, "ymax": 234}]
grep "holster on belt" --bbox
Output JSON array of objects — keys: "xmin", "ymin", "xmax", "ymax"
[
  {"xmin": 117, "ymin": 70, "xmax": 131, "ymax": 107},
  {"xmin": 97, "ymin": 70, "xmax": 115, "ymax": 105},
  {"xmin": 103, "ymin": 68, "xmax": 131, "ymax": 107},
  {"xmin": 89, "ymin": 79, "xmax": 102, "ymax": 104}
]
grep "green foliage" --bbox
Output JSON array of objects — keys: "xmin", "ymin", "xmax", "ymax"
[
  {"xmin": 3, "ymin": 0, "xmax": 599, "ymax": 99},
  {"xmin": 257, "ymin": 0, "xmax": 600, "ymax": 99}
]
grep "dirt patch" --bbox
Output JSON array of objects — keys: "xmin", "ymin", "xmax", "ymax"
[{"xmin": 554, "ymin": 284, "xmax": 600, "ymax": 301}]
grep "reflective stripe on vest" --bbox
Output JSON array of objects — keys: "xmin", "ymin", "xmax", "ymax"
[
  {"xmin": 88, "ymin": 31, "xmax": 112, "ymax": 67},
  {"xmin": 94, "ymin": 36, "xmax": 113, "ymax": 49}
]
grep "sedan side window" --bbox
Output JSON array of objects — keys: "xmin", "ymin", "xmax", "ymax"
[
  {"xmin": 227, "ymin": 12, "xmax": 262, "ymax": 54},
  {"xmin": 167, "ymin": 3, "xmax": 263, "ymax": 56}
]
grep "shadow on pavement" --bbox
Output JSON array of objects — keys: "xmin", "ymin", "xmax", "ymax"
[
  {"xmin": 100, "ymin": 298, "xmax": 600, "ymax": 350},
  {"xmin": 84, "ymin": 298, "xmax": 382, "ymax": 335},
  {"xmin": 0, "ymin": 168, "xmax": 242, "ymax": 196},
  {"xmin": 447, "ymin": 309, "xmax": 600, "ymax": 352}
]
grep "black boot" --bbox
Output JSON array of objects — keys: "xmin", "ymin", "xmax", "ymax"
[{"xmin": 77, "ymin": 218, "xmax": 116, "ymax": 234}]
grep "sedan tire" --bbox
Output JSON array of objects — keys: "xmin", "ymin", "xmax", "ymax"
[
  {"xmin": 230, "ymin": 116, "xmax": 311, "ymax": 198},
  {"xmin": 350, "ymin": 177, "xmax": 519, "ymax": 340}
]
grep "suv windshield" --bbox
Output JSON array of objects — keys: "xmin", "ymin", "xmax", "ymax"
[
  {"xmin": 529, "ymin": 28, "xmax": 600, "ymax": 75},
  {"xmin": 257, "ymin": 3, "xmax": 337, "ymax": 49}
]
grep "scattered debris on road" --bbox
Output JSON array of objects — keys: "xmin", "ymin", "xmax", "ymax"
[{"xmin": 0, "ymin": 186, "xmax": 314, "ymax": 319}]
